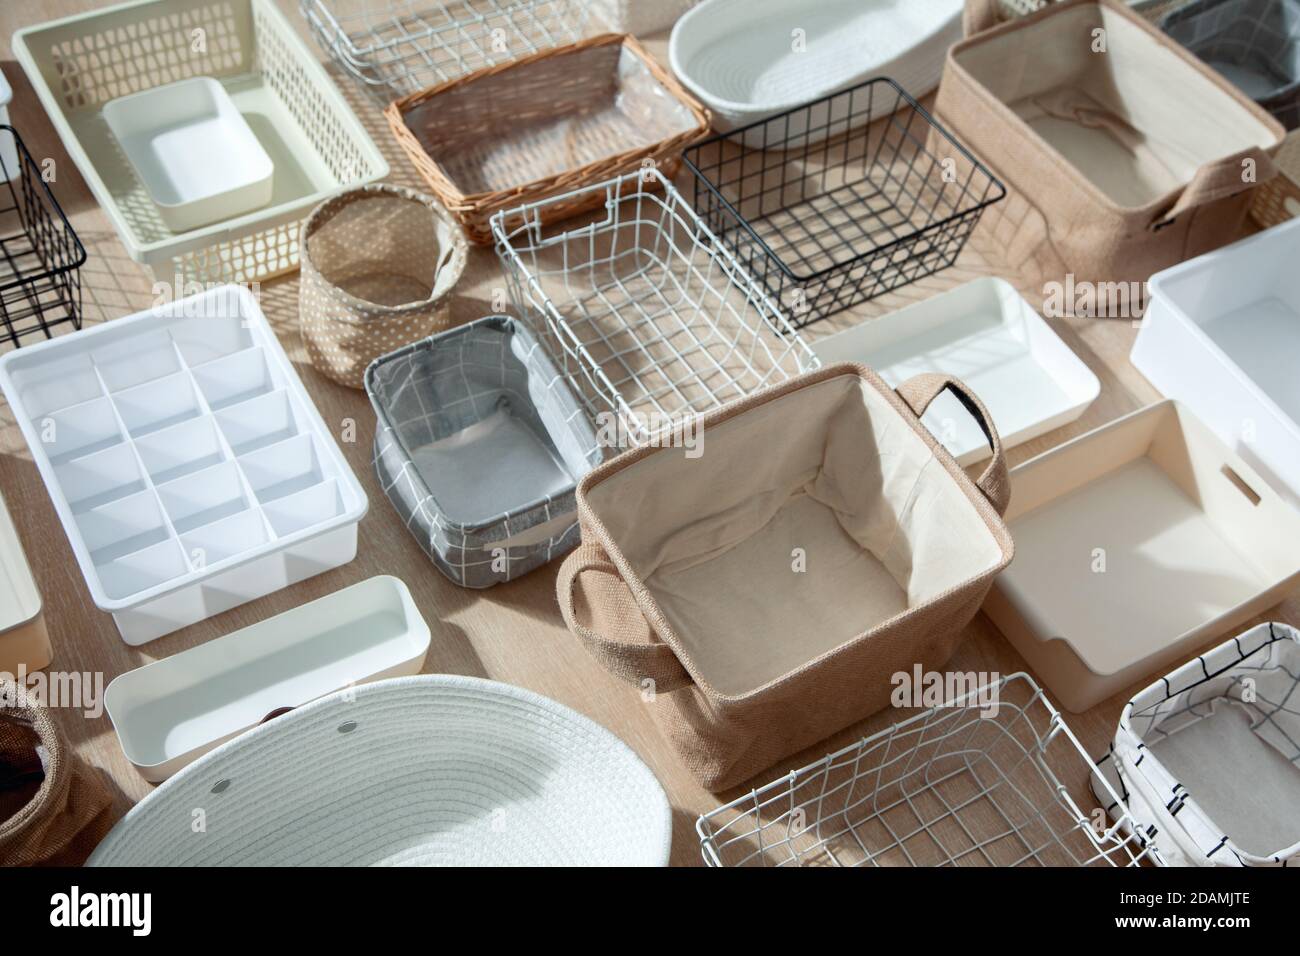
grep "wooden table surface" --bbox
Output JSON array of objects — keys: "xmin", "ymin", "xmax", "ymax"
[{"xmin": 1, "ymin": 0, "xmax": 1294, "ymax": 868}]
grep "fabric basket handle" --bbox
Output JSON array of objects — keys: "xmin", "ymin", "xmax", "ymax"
[
  {"xmin": 896, "ymin": 372, "xmax": 1011, "ymax": 515},
  {"xmin": 963, "ymin": 0, "xmax": 1003, "ymax": 35},
  {"xmin": 557, "ymin": 541, "xmax": 694, "ymax": 693},
  {"xmin": 1150, "ymin": 147, "xmax": 1278, "ymax": 231},
  {"xmin": 1116, "ymin": 742, "xmax": 1215, "ymax": 867}
]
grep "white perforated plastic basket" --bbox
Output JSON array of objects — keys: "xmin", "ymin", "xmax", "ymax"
[{"xmin": 14, "ymin": 0, "xmax": 388, "ymax": 284}]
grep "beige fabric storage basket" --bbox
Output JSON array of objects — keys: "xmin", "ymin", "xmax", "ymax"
[
  {"xmin": 299, "ymin": 183, "xmax": 467, "ymax": 389},
  {"xmin": 938, "ymin": 0, "xmax": 1285, "ymax": 292},
  {"xmin": 557, "ymin": 365, "xmax": 1014, "ymax": 791}
]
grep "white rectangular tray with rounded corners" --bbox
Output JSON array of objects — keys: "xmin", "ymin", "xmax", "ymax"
[
  {"xmin": 104, "ymin": 76, "xmax": 274, "ymax": 233},
  {"xmin": 0, "ymin": 488, "xmax": 49, "ymax": 675},
  {"xmin": 104, "ymin": 575, "xmax": 429, "ymax": 781},
  {"xmin": 985, "ymin": 400, "xmax": 1300, "ymax": 713},
  {"xmin": 0, "ymin": 285, "xmax": 368, "ymax": 645},
  {"xmin": 809, "ymin": 277, "xmax": 1100, "ymax": 465},
  {"xmin": 1133, "ymin": 215, "xmax": 1300, "ymax": 510}
]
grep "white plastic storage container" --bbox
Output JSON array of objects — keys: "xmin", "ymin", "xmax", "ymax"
[
  {"xmin": 105, "ymin": 576, "xmax": 429, "ymax": 781},
  {"xmin": 809, "ymin": 278, "xmax": 1100, "ymax": 465},
  {"xmin": 985, "ymin": 401, "xmax": 1300, "ymax": 712},
  {"xmin": 0, "ymin": 286, "xmax": 367, "ymax": 645},
  {"xmin": 0, "ymin": 67, "xmax": 15, "ymax": 184},
  {"xmin": 103, "ymin": 77, "xmax": 274, "ymax": 233},
  {"xmin": 669, "ymin": 0, "xmax": 962, "ymax": 132},
  {"xmin": 1132, "ymin": 215, "xmax": 1300, "ymax": 510},
  {"xmin": 13, "ymin": 0, "xmax": 388, "ymax": 284},
  {"xmin": 1092, "ymin": 622, "xmax": 1300, "ymax": 867},
  {"xmin": 0, "ymin": 489, "xmax": 49, "ymax": 675}
]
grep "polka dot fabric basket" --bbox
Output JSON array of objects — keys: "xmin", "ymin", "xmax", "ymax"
[{"xmin": 299, "ymin": 184, "xmax": 467, "ymax": 389}]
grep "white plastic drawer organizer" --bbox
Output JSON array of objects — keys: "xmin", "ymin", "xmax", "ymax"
[
  {"xmin": 1132, "ymin": 215, "xmax": 1300, "ymax": 510},
  {"xmin": 0, "ymin": 286, "xmax": 367, "ymax": 645}
]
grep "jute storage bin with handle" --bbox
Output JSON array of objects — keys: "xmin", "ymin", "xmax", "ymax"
[
  {"xmin": 558, "ymin": 364, "xmax": 1014, "ymax": 791},
  {"xmin": 938, "ymin": 0, "xmax": 1285, "ymax": 291}
]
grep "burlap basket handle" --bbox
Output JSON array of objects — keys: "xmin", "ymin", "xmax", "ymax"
[
  {"xmin": 557, "ymin": 541, "xmax": 694, "ymax": 693},
  {"xmin": 896, "ymin": 372, "xmax": 1011, "ymax": 516},
  {"xmin": 963, "ymin": 0, "xmax": 1003, "ymax": 35},
  {"xmin": 1150, "ymin": 147, "xmax": 1278, "ymax": 231}
]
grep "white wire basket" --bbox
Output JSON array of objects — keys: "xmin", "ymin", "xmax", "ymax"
[
  {"xmin": 697, "ymin": 673, "xmax": 1156, "ymax": 867},
  {"xmin": 493, "ymin": 168, "xmax": 817, "ymax": 447},
  {"xmin": 302, "ymin": 0, "xmax": 602, "ymax": 101}
]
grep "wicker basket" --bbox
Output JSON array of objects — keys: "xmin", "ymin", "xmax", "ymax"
[
  {"xmin": 385, "ymin": 32, "xmax": 710, "ymax": 244},
  {"xmin": 299, "ymin": 184, "xmax": 468, "ymax": 389}
]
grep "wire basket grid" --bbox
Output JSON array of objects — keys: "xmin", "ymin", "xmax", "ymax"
[
  {"xmin": 302, "ymin": 0, "xmax": 600, "ymax": 101},
  {"xmin": 697, "ymin": 673, "xmax": 1156, "ymax": 867},
  {"xmin": 493, "ymin": 168, "xmax": 817, "ymax": 448},
  {"xmin": 684, "ymin": 78, "xmax": 1006, "ymax": 330},
  {"xmin": 0, "ymin": 126, "xmax": 86, "ymax": 349}
]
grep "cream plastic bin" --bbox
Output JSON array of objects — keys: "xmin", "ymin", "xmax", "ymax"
[
  {"xmin": 103, "ymin": 77, "xmax": 274, "ymax": 233},
  {"xmin": 104, "ymin": 576, "xmax": 430, "ymax": 782},
  {"xmin": 0, "ymin": 489, "xmax": 50, "ymax": 676},
  {"xmin": 1132, "ymin": 215, "xmax": 1300, "ymax": 510},
  {"xmin": 669, "ymin": 0, "xmax": 961, "ymax": 133},
  {"xmin": 13, "ymin": 0, "xmax": 388, "ymax": 284},
  {"xmin": 0, "ymin": 285, "xmax": 368, "ymax": 645},
  {"xmin": 0, "ymin": 67, "xmax": 15, "ymax": 185},
  {"xmin": 809, "ymin": 278, "xmax": 1099, "ymax": 465},
  {"xmin": 985, "ymin": 400, "xmax": 1300, "ymax": 712}
]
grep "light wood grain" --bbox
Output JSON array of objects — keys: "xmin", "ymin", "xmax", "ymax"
[{"xmin": 0, "ymin": 0, "xmax": 1294, "ymax": 867}]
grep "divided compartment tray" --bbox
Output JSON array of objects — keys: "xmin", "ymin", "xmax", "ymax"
[
  {"xmin": 104, "ymin": 575, "xmax": 430, "ymax": 782},
  {"xmin": 1132, "ymin": 214, "xmax": 1300, "ymax": 510},
  {"xmin": 809, "ymin": 277, "xmax": 1100, "ymax": 465},
  {"xmin": 0, "ymin": 285, "xmax": 368, "ymax": 645},
  {"xmin": 367, "ymin": 315, "xmax": 604, "ymax": 588},
  {"xmin": 13, "ymin": 0, "xmax": 388, "ymax": 284},
  {"xmin": 984, "ymin": 400, "xmax": 1300, "ymax": 713},
  {"xmin": 493, "ymin": 168, "xmax": 817, "ymax": 446},
  {"xmin": 683, "ymin": 77, "xmax": 1005, "ymax": 330}
]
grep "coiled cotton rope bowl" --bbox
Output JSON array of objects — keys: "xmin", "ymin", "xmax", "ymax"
[{"xmin": 88, "ymin": 675, "xmax": 672, "ymax": 866}]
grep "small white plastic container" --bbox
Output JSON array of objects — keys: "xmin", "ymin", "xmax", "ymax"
[
  {"xmin": 104, "ymin": 77, "xmax": 274, "ymax": 233},
  {"xmin": 0, "ymin": 67, "xmax": 16, "ymax": 183},
  {"xmin": 1132, "ymin": 215, "xmax": 1300, "ymax": 510},
  {"xmin": 809, "ymin": 278, "xmax": 1100, "ymax": 465},
  {"xmin": 0, "ymin": 285, "xmax": 367, "ymax": 645},
  {"xmin": 0, "ymin": 488, "xmax": 49, "ymax": 676},
  {"xmin": 104, "ymin": 575, "xmax": 429, "ymax": 782},
  {"xmin": 985, "ymin": 401, "xmax": 1300, "ymax": 712}
]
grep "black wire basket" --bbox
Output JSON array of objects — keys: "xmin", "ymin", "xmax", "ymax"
[
  {"xmin": 0, "ymin": 125, "xmax": 86, "ymax": 349},
  {"xmin": 683, "ymin": 78, "xmax": 1005, "ymax": 330}
]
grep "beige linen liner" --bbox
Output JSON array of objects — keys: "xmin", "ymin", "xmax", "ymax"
[
  {"xmin": 385, "ymin": 33, "xmax": 712, "ymax": 245},
  {"xmin": 558, "ymin": 364, "xmax": 1014, "ymax": 791},
  {"xmin": 939, "ymin": 0, "xmax": 1285, "ymax": 290}
]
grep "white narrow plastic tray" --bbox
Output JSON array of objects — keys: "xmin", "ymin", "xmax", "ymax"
[
  {"xmin": 104, "ymin": 575, "xmax": 429, "ymax": 782},
  {"xmin": 809, "ymin": 277, "xmax": 1100, "ymax": 465},
  {"xmin": 104, "ymin": 77, "xmax": 274, "ymax": 233},
  {"xmin": 1132, "ymin": 215, "xmax": 1300, "ymax": 510},
  {"xmin": 0, "ymin": 285, "xmax": 367, "ymax": 645},
  {"xmin": 0, "ymin": 487, "xmax": 49, "ymax": 675},
  {"xmin": 985, "ymin": 401, "xmax": 1300, "ymax": 713}
]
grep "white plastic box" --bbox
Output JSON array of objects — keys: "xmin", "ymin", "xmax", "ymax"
[
  {"xmin": 103, "ymin": 77, "xmax": 274, "ymax": 233},
  {"xmin": 0, "ymin": 286, "xmax": 367, "ymax": 645},
  {"xmin": 1132, "ymin": 215, "xmax": 1300, "ymax": 510},
  {"xmin": 809, "ymin": 278, "xmax": 1100, "ymax": 465},
  {"xmin": 104, "ymin": 575, "xmax": 429, "ymax": 781},
  {"xmin": 0, "ymin": 488, "xmax": 49, "ymax": 675}
]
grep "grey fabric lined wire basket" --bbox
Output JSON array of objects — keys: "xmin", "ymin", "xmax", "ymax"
[
  {"xmin": 366, "ymin": 315, "xmax": 604, "ymax": 588},
  {"xmin": 1161, "ymin": 0, "xmax": 1300, "ymax": 129}
]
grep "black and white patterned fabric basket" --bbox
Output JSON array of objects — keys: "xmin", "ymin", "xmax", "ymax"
[
  {"xmin": 365, "ymin": 316, "xmax": 604, "ymax": 588},
  {"xmin": 1091, "ymin": 622, "xmax": 1300, "ymax": 867},
  {"xmin": 1161, "ymin": 0, "xmax": 1300, "ymax": 130}
]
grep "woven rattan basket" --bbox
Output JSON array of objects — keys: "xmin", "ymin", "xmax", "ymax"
[{"xmin": 385, "ymin": 32, "xmax": 710, "ymax": 244}]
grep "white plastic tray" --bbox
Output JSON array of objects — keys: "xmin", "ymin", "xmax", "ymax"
[
  {"xmin": 809, "ymin": 278, "xmax": 1100, "ymax": 465},
  {"xmin": 13, "ymin": 0, "xmax": 388, "ymax": 284},
  {"xmin": 104, "ymin": 77, "xmax": 274, "ymax": 233},
  {"xmin": 0, "ymin": 488, "xmax": 49, "ymax": 675},
  {"xmin": 0, "ymin": 285, "xmax": 368, "ymax": 645},
  {"xmin": 669, "ymin": 0, "xmax": 961, "ymax": 133},
  {"xmin": 1132, "ymin": 215, "xmax": 1300, "ymax": 510},
  {"xmin": 104, "ymin": 575, "xmax": 429, "ymax": 781},
  {"xmin": 985, "ymin": 401, "xmax": 1300, "ymax": 712}
]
